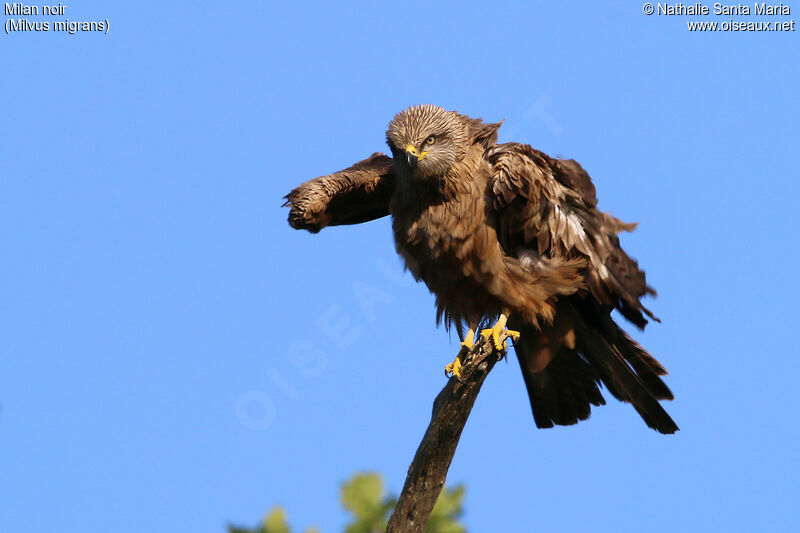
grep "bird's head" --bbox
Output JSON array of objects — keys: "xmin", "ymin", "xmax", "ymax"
[{"xmin": 385, "ymin": 104, "xmax": 468, "ymax": 179}]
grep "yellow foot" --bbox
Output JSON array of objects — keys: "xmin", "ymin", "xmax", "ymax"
[
  {"xmin": 480, "ymin": 322, "xmax": 520, "ymax": 351},
  {"xmin": 444, "ymin": 355, "xmax": 462, "ymax": 380},
  {"xmin": 445, "ymin": 340, "xmax": 473, "ymax": 380}
]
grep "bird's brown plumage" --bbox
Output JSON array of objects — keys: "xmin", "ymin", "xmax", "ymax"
[{"xmin": 284, "ymin": 104, "xmax": 678, "ymax": 434}]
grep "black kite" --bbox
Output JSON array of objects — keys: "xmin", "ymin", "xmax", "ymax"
[{"xmin": 284, "ymin": 105, "xmax": 677, "ymax": 434}]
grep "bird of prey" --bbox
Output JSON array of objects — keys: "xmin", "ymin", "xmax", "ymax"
[{"xmin": 284, "ymin": 104, "xmax": 678, "ymax": 434}]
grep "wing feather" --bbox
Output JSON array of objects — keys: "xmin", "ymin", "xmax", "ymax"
[
  {"xmin": 284, "ymin": 153, "xmax": 395, "ymax": 233},
  {"xmin": 488, "ymin": 142, "xmax": 656, "ymax": 328}
]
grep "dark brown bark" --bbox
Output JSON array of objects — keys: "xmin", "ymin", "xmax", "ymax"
[{"xmin": 385, "ymin": 333, "xmax": 506, "ymax": 533}]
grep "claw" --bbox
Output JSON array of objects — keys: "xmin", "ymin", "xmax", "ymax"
[
  {"xmin": 444, "ymin": 354, "xmax": 463, "ymax": 380},
  {"xmin": 445, "ymin": 329, "xmax": 476, "ymax": 380},
  {"xmin": 480, "ymin": 316, "xmax": 520, "ymax": 352},
  {"xmin": 445, "ymin": 315, "xmax": 519, "ymax": 378},
  {"xmin": 445, "ymin": 340, "xmax": 473, "ymax": 379}
]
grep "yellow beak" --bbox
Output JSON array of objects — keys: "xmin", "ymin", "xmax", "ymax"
[
  {"xmin": 405, "ymin": 144, "xmax": 429, "ymax": 159},
  {"xmin": 405, "ymin": 144, "xmax": 429, "ymax": 170}
]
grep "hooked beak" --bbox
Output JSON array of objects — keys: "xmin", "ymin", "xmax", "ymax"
[
  {"xmin": 405, "ymin": 144, "xmax": 426, "ymax": 171},
  {"xmin": 406, "ymin": 150, "xmax": 418, "ymax": 170}
]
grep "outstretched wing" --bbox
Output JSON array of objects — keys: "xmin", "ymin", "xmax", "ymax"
[
  {"xmin": 284, "ymin": 153, "xmax": 395, "ymax": 233},
  {"xmin": 488, "ymin": 142, "xmax": 656, "ymax": 328}
]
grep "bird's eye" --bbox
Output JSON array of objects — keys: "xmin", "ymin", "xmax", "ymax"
[{"xmin": 424, "ymin": 135, "xmax": 436, "ymax": 146}]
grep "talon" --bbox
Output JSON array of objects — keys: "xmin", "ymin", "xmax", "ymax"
[
  {"xmin": 480, "ymin": 313, "xmax": 520, "ymax": 352},
  {"xmin": 445, "ymin": 327, "xmax": 476, "ymax": 380},
  {"xmin": 445, "ymin": 354, "xmax": 463, "ymax": 380},
  {"xmin": 480, "ymin": 327, "xmax": 504, "ymax": 351}
]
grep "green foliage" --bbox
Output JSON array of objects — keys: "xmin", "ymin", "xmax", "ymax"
[
  {"xmin": 228, "ymin": 507, "xmax": 319, "ymax": 533},
  {"xmin": 340, "ymin": 473, "xmax": 396, "ymax": 533},
  {"xmin": 263, "ymin": 508, "xmax": 291, "ymax": 533},
  {"xmin": 228, "ymin": 472, "xmax": 465, "ymax": 533},
  {"xmin": 427, "ymin": 485, "xmax": 466, "ymax": 533}
]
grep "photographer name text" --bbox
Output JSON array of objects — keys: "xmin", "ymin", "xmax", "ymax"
[{"xmin": 654, "ymin": 3, "xmax": 789, "ymax": 15}]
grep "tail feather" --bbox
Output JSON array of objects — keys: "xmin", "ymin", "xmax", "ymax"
[
  {"xmin": 572, "ymin": 306, "xmax": 678, "ymax": 433},
  {"xmin": 512, "ymin": 304, "xmax": 678, "ymax": 434},
  {"xmin": 513, "ymin": 322, "xmax": 605, "ymax": 429},
  {"xmin": 615, "ymin": 329, "xmax": 674, "ymax": 401},
  {"xmin": 574, "ymin": 321, "xmax": 678, "ymax": 434}
]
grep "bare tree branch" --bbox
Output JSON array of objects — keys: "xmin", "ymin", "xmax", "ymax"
[{"xmin": 386, "ymin": 333, "xmax": 507, "ymax": 533}]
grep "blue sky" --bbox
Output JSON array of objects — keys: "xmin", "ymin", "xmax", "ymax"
[{"xmin": 2, "ymin": 2, "xmax": 798, "ymax": 532}]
